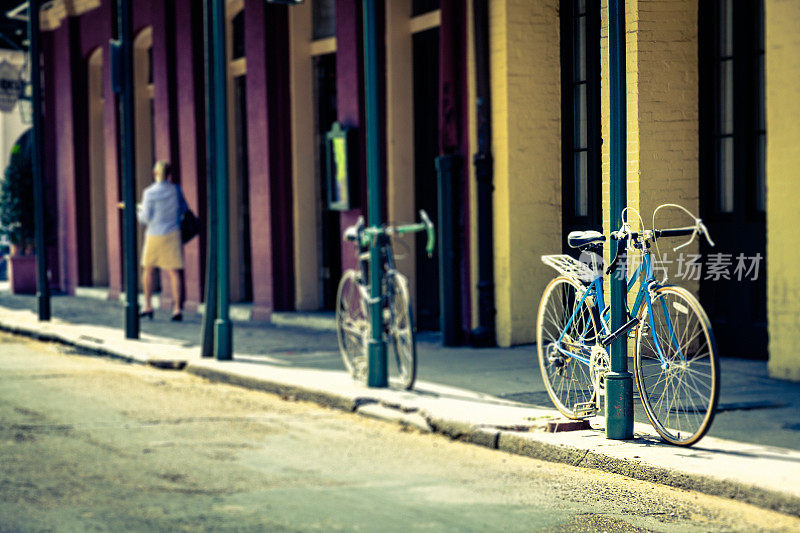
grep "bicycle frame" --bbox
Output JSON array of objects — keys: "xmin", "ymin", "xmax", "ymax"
[{"xmin": 554, "ymin": 249, "xmax": 683, "ymax": 368}]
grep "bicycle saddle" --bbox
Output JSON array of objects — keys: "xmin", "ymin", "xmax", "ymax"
[
  {"xmin": 567, "ymin": 230, "xmax": 605, "ymax": 248},
  {"xmin": 343, "ymin": 226, "xmax": 359, "ymax": 242}
]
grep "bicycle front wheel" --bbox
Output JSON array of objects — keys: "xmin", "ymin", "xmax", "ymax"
[
  {"xmin": 635, "ymin": 286, "xmax": 719, "ymax": 446},
  {"xmin": 386, "ymin": 271, "xmax": 416, "ymax": 390},
  {"xmin": 336, "ymin": 269, "xmax": 369, "ymax": 383},
  {"xmin": 536, "ymin": 276, "xmax": 599, "ymax": 418}
]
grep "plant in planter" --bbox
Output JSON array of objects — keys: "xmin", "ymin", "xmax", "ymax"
[{"xmin": 0, "ymin": 130, "xmax": 37, "ymax": 293}]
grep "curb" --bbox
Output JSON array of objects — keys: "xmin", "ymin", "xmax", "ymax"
[
  {"xmin": 186, "ymin": 361, "xmax": 800, "ymax": 518},
  {"xmin": 1, "ymin": 313, "xmax": 798, "ymax": 518}
]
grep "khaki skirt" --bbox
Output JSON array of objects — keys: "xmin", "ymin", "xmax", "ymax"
[{"xmin": 141, "ymin": 230, "xmax": 183, "ymax": 269}]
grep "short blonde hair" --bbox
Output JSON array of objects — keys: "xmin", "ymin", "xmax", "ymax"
[{"xmin": 154, "ymin": 160, "xmax": 172, "ymax": 182}]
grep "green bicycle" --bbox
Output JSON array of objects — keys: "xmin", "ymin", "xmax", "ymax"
[{"xmin": 336, "ymin": 210, "xmax": 435, "ymax": 390}]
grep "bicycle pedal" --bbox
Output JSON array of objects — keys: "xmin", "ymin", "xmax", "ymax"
[{"xmin": 572, "ymin": 402, "xmax": 598, "ymax": 419}]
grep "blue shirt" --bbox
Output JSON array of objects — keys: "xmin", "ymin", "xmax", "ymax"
[{"xmin": 137, "ymin": 181, "xmax": 187, "ymax": 236}]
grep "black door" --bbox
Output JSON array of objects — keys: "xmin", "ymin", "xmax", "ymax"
[
  {"xmin": 233, "ymin": 74, "xmax": 253, "ymax": 302},
  {"xmin": 560, "ymin": 0, "xmax": 602, "ymax": 253},
  {"xmin": 413, "ymin": 28, "xmax": 441, "ymax": 331},
  {"xmin": 699, "ymin": 0, "xmax": 766, "ymax": 359},
  {"xmin": 314, "ymin": 53, "xmax": 341, "ymax": 310}
]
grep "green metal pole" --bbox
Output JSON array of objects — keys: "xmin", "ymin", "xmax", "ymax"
[
  {"xmin": 28, "ymin": 0, "xmax": 50, "ymax": 322},
  {"xmin": 362, "ymin": 0, "xmax": 387, "ymax": 387},
  {"xmin": 211, "ymin": 0, "xmax": 232, "ymax": 360},
  {"xmin": 117, "ymin": 0, "xmax": 139, "ymax": 339},
  {"xmin": 200, "ymin": 0, "xmax": 218, "ymax": 358},
  {"xmin": 606, "ymin": 0, "xmax": 633, "ymax": 440}
]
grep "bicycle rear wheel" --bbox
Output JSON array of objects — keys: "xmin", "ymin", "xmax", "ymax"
[
  {"xmin": 635, "ymin": 286, "xmax": 719, "ymax": 446},
  {"xmin": 536, "ymin": 277, "xmax": 599, "ymax": 418},
  {"xmin": 336, "ymin": 269, "xmax": 369, "ymax": 383},
  {"xmin": 386, "ymin": 271, "xmax": 416, "ymax": 390}
]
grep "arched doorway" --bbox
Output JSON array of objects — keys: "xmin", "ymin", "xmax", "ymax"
[
  {"xmin": 87, "ymin": 47, "xmax": 108, "ymax": 287},
  {"xmin": 133, "ymin": 27, "xmax": 155, "ymax": 255}
]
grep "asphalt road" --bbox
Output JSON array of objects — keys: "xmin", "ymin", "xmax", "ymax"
[{"xmin": 1, "ymin": 332, "xmax": 798, "ymax": 532}]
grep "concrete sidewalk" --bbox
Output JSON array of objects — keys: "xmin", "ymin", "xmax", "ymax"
[{"xmin": 1, "ymin": 287, "xmax": 799, "ymax": 517}]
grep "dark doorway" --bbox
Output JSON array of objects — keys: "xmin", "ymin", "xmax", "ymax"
[
  {"xmin": 413, "ymin": 28, "xmax": 441, "ymax": 331},
  {"xmin": 699, "ymin": 0, "xmax": 766, "ymax": 359},
  {"xmin": 314, "ymin": 53, "xmax": 341, "ymax": 310},
  {"xmin": 233, "ymin": 74, "xmax": 253, "ymax": 302},
  {"xmin": 560, "ymin": 0, "xmax": 602, "ymax": 253}
]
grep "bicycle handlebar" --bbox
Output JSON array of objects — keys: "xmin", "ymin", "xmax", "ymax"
[
  {"xmin": 341, "ymin": 210, "xmax": 436, "ymax": 257},
  {"xmin": 606, "ymin": 215, "xmax": 715, "ymax": 275}
]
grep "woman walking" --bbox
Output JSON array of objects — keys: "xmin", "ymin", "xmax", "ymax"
[{"xmin": 137, "ymin": 160, "xmax": 187, "ymax": 321}]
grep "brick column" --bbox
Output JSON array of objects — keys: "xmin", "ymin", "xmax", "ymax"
[
  {"xmin": 766, "ymin": 0, "xmax": 800, "ymax": 382},
  {"xmin": 51, "ymin": 21, "xmax": 82, "ymax": 294},
  {"xmin": 490, "ymin": 0, "xmax": 561, "ymax": 346}
]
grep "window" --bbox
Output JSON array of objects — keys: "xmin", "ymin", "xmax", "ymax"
[
  {"xmin": 412, "ymin": 0, "xmax": 440, "ymax": 17},
  {"xmin": 705, "ymin": 0, "xmax": 765, "ymax": 215},
  {"xmin": 561, "ymin": 0, "xmax": 601, "ymax": 243},
  {"xmin": 232, "ymin": 10, "xmax": 245, "ymax": 60},
  {"xmin": 714, "ymin": 0, "xmax": 734, "ymax": 213},
  {"xmin": 313, "ymin": 0, "xmax": 336, "ymax": 40}
]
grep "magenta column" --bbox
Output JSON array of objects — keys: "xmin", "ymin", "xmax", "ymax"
[
  {"xmin": 335, "ymin": 0, "xmax": 367, "ymax": 274},
  {"xmin": 51, "ymin": 22, "xmax": 81, "ymax": 295},
  {"xmin": 245, "ymin": 0, "xmax": 295, "ymax": 318}
]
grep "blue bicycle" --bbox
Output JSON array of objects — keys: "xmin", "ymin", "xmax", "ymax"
[{"xmin": 537, "ymin": 204, "xmax": 720, "ymax": 446}]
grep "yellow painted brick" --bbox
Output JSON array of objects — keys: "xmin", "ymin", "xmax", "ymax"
[
  {"xmin": 491, "ymin": 0, "xmax": 561, "ymax": 346},
  {"xmin": 766, "ymin": 0, "xmax": 800, "ymax": 381}
]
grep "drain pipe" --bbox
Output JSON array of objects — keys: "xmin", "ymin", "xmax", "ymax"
[{"xmin": 469, "ymin": 0, "xmax": 496, "ymax": 347}]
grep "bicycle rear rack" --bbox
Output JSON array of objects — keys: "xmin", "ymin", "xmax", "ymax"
[{"xmin": 541, "ymin": 254, "xmax": 598, "ymax": 284}]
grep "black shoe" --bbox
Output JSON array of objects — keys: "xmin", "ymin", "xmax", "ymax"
[
  {"xmin": 139, "ymin": 310, "xmax": 154, "ymax": 320},
  {"xmin": 170, "ymin": 313, "xmax": 182, "ymax": 322}
]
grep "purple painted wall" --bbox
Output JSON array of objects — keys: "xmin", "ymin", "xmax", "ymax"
[
  {"xmin": 173, "ymin": 0, "xmax": 206, "ymax": 312},
  {"xmin": 244, "ymin": 0, "xmax": 295, "ymax": 318},
  {"xmin": 37, "ymin": 0, "xmax": 472, "ymax": 330},
  {"xmin": 43, "ymin": 2, "xmax": 160, "ymax": 298},
  {"xmin": 335, "ymin": 0, "xmax": 367, "ymax": 274}
]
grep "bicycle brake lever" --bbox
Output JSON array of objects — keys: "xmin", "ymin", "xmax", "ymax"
[{"xmin": 698, "ymin": 221, "xmax": 715, "ymax": 247}]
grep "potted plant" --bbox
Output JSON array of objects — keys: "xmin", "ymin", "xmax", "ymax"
[{"xmin": 0, "ymin": 130, "xmax": 38, "ymax": 294}]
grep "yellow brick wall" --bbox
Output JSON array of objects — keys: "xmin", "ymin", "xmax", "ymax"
[
  {"xmin": 490, "ymin": 0, "xmax": 561, "ymax": 347},
  {"xmin": 632, "ymin": 0, "xmax": 700, "ymax": 294},
  {"xmin": 600, "ymin": 0, "xmax": 641, "ymax": 306},
  {"xmin": 766, "ymin": 0, "xmax": 800, "ymax": 382},
  {"xmin": 600, "ymin": 0, "xmax": 700, "ymax": 297}
]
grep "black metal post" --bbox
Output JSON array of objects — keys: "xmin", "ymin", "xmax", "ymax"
[
  {"xmin": 28, "ymin": 0, "xmax": 50, "ymax": 321},
  {"xmin": 470, "ymin": 0, "xmax": 495, "ymax": 347},
  {"xmin": 200, "ymin": 0, "xmax": 218, "ymax": 358},
  {"xmin": 117, "ymin": 0, "xmax": 139, "ymax": 339},
  {"xmin": 435, "ymin": 154, "xmax": 461, "ymax": 347}
]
